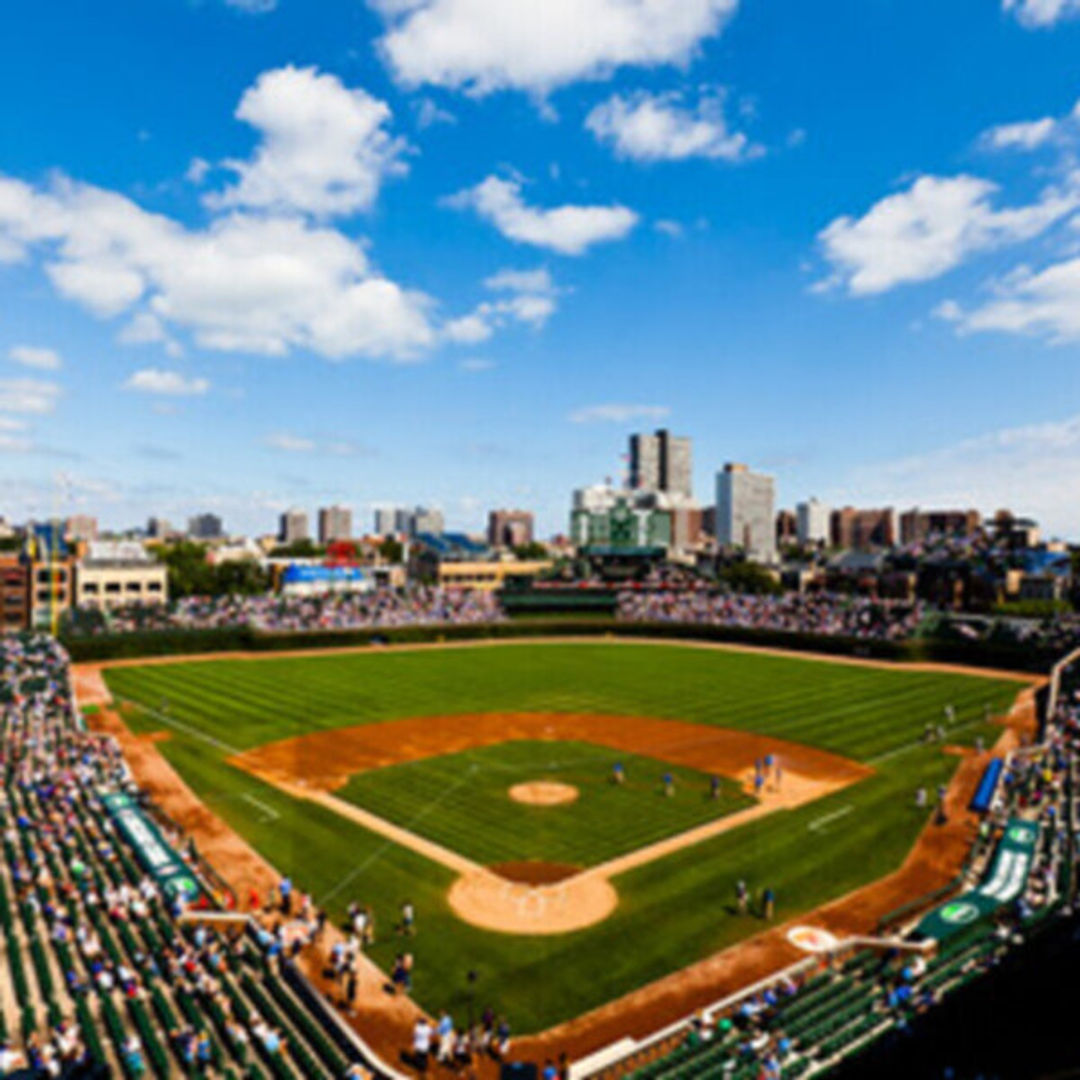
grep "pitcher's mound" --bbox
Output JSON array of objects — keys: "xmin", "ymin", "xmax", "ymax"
[
  {"xmin": 491, "ymin": 861, "xmax": 580, "ymax": 885},
  {"xmin": 448, "ymin": 870, "xmax": 617, "ymax": 935},
  {"xmin": 509, "ymin": 781, "xmax": 578, "ymax": 806}
]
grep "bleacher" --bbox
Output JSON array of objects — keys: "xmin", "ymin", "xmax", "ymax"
[{"xmin": 0, "ymin": 633, "xmax": 386, "ymax": 1079}]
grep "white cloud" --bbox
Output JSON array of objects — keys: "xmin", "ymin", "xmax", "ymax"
[
  {"xmin": 654, "ymin": 219, "xmax": 685, "ymax": 238},
  {"xmin": 842, "ymin": 412, "xmax": 1080, "ymax": 538},
  {"xmin": 9, "ymin": 346, "xmax": 61, "ymax": 371},
  {"xmin": 0, "ymin": 378, "xmax": 61, "ymax": 414},
  {"xmin": 208, "ymin": 66, "xmax": 408, "ymax": 218},
  {"xmin": 980, "ymin": 116, "xmax": 1057, "ymax": 151},
  {"xmin": 448, "ymin": 175, "xmax": 638, "ymax": 254},
  {"xmin": 265, "ymin": 432, "xmax": 316, "ymax": 452},
  {"xmin": 0, "ymin": 172, "xmax": 438, "ymax": 361},
  {"xmin": 568, "ymin": 402, "xmax": 670, "ymax": 424},
  {"xmin": 0, "ymin": 416, "xmax": 28, "ymax": 431},
  {"xmin": 185, "ymin": 157, "xmax": 211, "ymax": 185},
  {"xmin": 585, "ymin": 89, "xmax": 759, "ymax": 163},
  {"xmin": 1003, "ymin": 0, "xmax": 1080, "ymax": 28},
  {"xmin": 817, "ymin": 173, "xmax": 1079, "ymax": 295},
  {"xmin": 124, "ymin": 369, "xmax": 210, "ymax": 396},
  {"xmin": 937, "ymin": 255, "xmax": 1080, "ymax": 342},
  {"xmin": 459, "ymin": 357, "xmax": 495, "ymax": 371},
  {"xmin": 445, "ymin": 265, "xmax": 561, "ymax": 343},
  {"xmin": 415, "ymin": 98, "xmax": 457, "ymax": 128},
  {"xmin": 118, "ymin": 313, "xmax": 183, "ymax": 358},
  {"xmin": 372, "ymin": 0, "xmax": 738, "ymax": 96}
]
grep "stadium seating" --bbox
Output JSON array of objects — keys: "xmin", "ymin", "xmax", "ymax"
[{"xmin": 0, "ymin": 633, "xmax": 383, "ymax": 1079}]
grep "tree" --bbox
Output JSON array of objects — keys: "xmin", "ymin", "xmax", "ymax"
[
  {"xmin": 269, "ymin": 539, "xmax": 324, "ymax": 559},
  {"xmin": 159, "ymin": 541, "xmax": 216, "ymax": 598},
  {"xmin": 512, "ymin": 542, "xmax": 550, "ymax": 560},
  {"xmin": 718, "ymin": 561, "xmax": 782, "ymax": 596},
  {"xmin": 379, "ymin": 537, "xmax": 404, "ymax": 564}
]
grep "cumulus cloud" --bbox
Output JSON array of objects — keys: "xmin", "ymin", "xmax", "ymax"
[
  {"xmin": 444, "ymin": 265, "xmax": 562, "ymax": 343},
  {"xmin": 208, "ymin": 66, "xmax": 409, "ymax": 218},
  {"xmin": 568, "ymin": 402, "xmax": 670, "ymax": 424},
  {"xmin": 585, "ymin": 88, "xmax": 759, "ymax": 163},
  {"xmin": 817, "ymin": 174, "xmax": 1079, "ymax": 295},
  {"xmin": 0, "ymin": 378, "xmax": 61, "ymax": 414},
  {"xmin": 0, "ymin": 172, "xmax": 438, "ymax": 361},
  {"xmin": 980, "ymin": 117, "xmax": 1057, "ymax": 151},
  {"xmin": 447, "ymin": 176, "xmax": 638, "ymax": 254},
  {"xmin": 936, "ymin": 255, "xmax": 1080, "ymax": 343},
  {"xmin": 124, "ymin": 369, "xmax": 210, "ymax": 396},
  {"xmin": 1003, "ymin": 0, "xmax": 1080, "ymax": 28},
  {"xmin": 372, "ymin": 0, "xmax": 738, "ymax": 96},
  {"xmin": 9, "ymin": 346, "xmax": 61, "ymax": 371}
]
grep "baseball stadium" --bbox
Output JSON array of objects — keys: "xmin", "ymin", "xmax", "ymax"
[{"xmin": 4, "ymin": 594, "xmax": 1077, "ymax": 1080}]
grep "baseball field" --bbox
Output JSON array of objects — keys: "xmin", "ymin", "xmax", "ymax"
[{"xmin": 98, "ymin": 640, "xmax": 1024, "ymax": 1036}]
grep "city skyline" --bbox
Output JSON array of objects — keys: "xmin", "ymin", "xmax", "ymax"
[{"xmin": 3, "ymin": 2, "xmax": 1080, "ymax": 537}]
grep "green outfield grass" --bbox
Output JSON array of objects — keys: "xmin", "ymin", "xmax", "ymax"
[
  {"xmin": 336, "ymin": 739, "xmax": 754, "ymax": 868},
  {"xmin": 102, "ymin": 641, "xmax": 1024, "ymax": 1034}
]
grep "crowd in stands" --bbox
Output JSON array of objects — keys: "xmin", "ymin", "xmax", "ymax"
[
  {"xmin": 616, "ymin": 590, "xmax": 925, "ymax": 641},
  {"xmin": 64, "ymin": 587, "xmax": 504, "ymax": 638},
  {"xmin": 0, "ymin": 633, "xmax": 397, "ymax": 1079}
]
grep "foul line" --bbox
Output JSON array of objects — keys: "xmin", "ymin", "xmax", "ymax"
[
  {"xmin": 808, "ymin": 805, "xmax": 854, "ymax": 833},
  {"xmin": 318, "ymin": 767, "xmax": 480, "ymax": 906},
  {"xmin": 112, "ymin": 695, "xmax": 243, "ymax": 756},
  {"xmin": 241, "ymin": 793, "xmax": 279, "ymax": 822}
]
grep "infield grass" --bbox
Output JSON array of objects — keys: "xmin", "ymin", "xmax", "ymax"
[
  {"xmin": 336, "ymin": 739, "xmax": 753, "ymax": 867},
  {"xmin": 103, "ymin": 641, "xmax": 1024, "ymax": 1034}
]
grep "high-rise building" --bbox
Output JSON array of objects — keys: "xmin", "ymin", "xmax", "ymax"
[
  {"xmin": 188, "ymin": 514, "xmax": 223, "ymax": 541},
  {"xmin": 629, "ymin": 429, "xmax": 693, "ymax": 498},
  {"xmin": 146, "ymin": 517, "xmax": 172, "ymax": 540},
  {"xmin": 715, "ymin": 463, "xmax": 776, "ymax": 563},
  {"xmin": 830, "ymin": 507, "xmax": 897, "ymax": 550},
  {"xmin": 409, "ymin": 507, "xmax": 444, "ymax": 536},
  {"xmin": 278, "ymin": 508, "xmax": 309, "ymax": 545},
  {"xmin": 372, "ymin": 508, "xmax": 398, "ymax": 536},
  {"xmin": 488, "ymin": 509, "xmax": 535, "ymax": 549},
  {"xmin": 796, "ymin": 498, "xmax": 830, "ymax": 547},
  {"xmin": 318, "ymin": 505, "xmax": 352, "ymax": 544},
  {"xmin": 776, "ymin": 509, "xmax": 798, "ymax": 547},
  {"xmin": 899, "ymin": 508, "xmax": 980, "ymax": 545},
  {"xmin": 65, "ymin": 515, "xmax": 98, "ymax": 543}
]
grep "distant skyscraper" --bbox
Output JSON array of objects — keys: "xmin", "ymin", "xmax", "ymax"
[
  {"xmin": 318, "ymin": 505, "xmax": 352, "ymax": 544},
  {"xmin": 716, "ymin": 463, "xmax": 776, "ymax": 563},
  {"xmin": 278, "ymin": 508, "xmax": 309, "ymax": 545},
  {"xmin": 146, "ymin": 517, "xmax": 172, "ymax": 540},
  {"xmin": 629, "ymin": 429, "xmax": 693, "ymax": 498},
  {"xmin": 373, "ymin": 507, "xmax": 399, "ymax": 536},
  {"xmin": 188, "ymin": 514, "xmax": 223, "ymax": 541},
  {"xmin": 796, "ymin": 498, "xmax": 830, "ymax": 546},
  {"xmin": 488, "ymin": 509, "xmax": 534, "ymax": 549},
  {"xmin": 409, "ymin": 507, "xmax": 444, "ymax": 536}
]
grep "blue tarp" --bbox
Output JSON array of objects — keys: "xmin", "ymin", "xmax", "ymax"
[{"xmin": 970, "ymin": 758, "xmax": 1004, "ymax": 813}]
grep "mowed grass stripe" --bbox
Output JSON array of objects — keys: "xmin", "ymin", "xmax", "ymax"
[{"xmin": 105, "ymin": 643, "xmax": 1022, "ymax": 762}]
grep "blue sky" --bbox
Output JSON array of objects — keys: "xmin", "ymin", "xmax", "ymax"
[{"xmin": 3, "ymin": 0, "xmax": 1080, "ymax": 537}]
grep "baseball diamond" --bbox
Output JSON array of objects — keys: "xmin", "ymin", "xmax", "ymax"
[{"xmin": 88, "ymin": 638, "xmax": 1029, "ymax": 1045}]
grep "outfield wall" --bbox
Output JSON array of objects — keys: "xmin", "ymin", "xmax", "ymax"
[{"xmin": 61, "ymin": 617, "xmax": 1058, "ymax": 672}]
